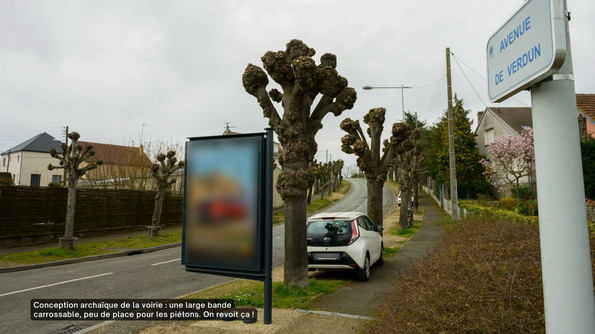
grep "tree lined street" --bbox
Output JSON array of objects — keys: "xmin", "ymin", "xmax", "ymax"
[{"xmin": 0, "ymin": 178, "xmax": 392, "ymax": 334}]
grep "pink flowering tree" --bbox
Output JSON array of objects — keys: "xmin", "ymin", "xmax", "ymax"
[{"xmin": 480, "ymin": 127, "xmax": 535, "ymax": 198}]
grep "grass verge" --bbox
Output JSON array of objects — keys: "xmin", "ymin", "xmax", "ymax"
[
  {"xmin": 184, "ymin": 278, "xmax": 347, "ymax": 310},
  {"xmin": 383, "ymin": 246, "xmax": 400, "ymax": 258},
  {"xmin": 0, "ymin": 230, "xmax": 181, "ymax": 266},
  {"xmin": 392, "ymin": 220, "xmax": 421, "ymax": 238}
]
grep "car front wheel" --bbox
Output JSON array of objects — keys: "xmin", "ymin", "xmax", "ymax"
[{"xmin": 357, "ymin": 255, "xmax": 370, "ymax": 282}]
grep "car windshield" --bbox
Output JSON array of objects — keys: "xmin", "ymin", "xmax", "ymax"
[{"xmin": 307, "ymin": 220, "xmax": 351, "ymax": 235}]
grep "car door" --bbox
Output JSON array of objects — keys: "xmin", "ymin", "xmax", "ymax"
[{"xmin": 362, "ymin": 216, "xmax": 382, "ymax": 263}]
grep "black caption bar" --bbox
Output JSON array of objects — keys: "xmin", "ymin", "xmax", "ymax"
[{"xmin": 31, "ymin": 299, "xmax": 257, "ymax": 321}]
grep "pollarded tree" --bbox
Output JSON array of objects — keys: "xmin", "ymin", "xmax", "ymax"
[
  {"xmin": 307, "ymin": 159, "xmax": 320, "ymax": 205},
  {"xmin": 340, "ymin": 107, "xmax": 414, "ymax": 229},
  {"xmin": 396, "ymin": 139, "xmax": 425, "ymax": 229},
  {"xmin": 48, "ymin": 131, "xmax": 102, "ymax": 250},
  {"xmin": 332, "ymin": 159, "xmax": 344, "ymax": 190},
  {"xmin": 481, "ymin": 127, "xmax": 535, "ymax": 198},
  {"xmin": 242, "ymin": 39, "xmax": 356, "ymax": 288},
  {"xmin": 150, "ymin": 151, "xmax": 184, "ymax": 235}
]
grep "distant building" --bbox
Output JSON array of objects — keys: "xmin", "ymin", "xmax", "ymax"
[
  {"xmin": 475, "ymin": 107, "xmax": 534, "ymax": 198},
  {"xmin": 577, "ymin": 93, "xmax": 595, "ymax": 140},
  {"xmin": 77, "ymin": 141, "xmax": 152, "ymax": 190},
  {"xmin": 0, "ymin": 133, "xmax": 64, "ymax": 186},
  {"xmin": 476, "ymin": 94, "xmax": 593, "ymax": 198}
]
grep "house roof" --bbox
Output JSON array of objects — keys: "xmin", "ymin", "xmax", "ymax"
[
  {"xmin": 484, "ymin": 107, "xmax": 533, "ymax": 134},
  {"xmin": 577, "ymin": 93, "xmax": 595, "ymax": 123},
  {"xmin": 78, "ymin": 141, "xmax": 152, "ymax": 167},
  {"xmin": 3, "ymin": 132, "xmax": 63, "ymax": 154}
]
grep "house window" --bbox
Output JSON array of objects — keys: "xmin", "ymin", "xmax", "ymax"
[
  {"xmin": 52, "ymin": 175, "xmax": 62, "ymax": 184},
  {"xmin": 484, "ymin": 128, "xmax": 494, "ymax": 146},
  {"xmin": 30, "ymin": 174, "xmax": 41, "ymax": 187}
]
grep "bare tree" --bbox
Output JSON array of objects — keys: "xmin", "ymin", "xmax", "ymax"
[
  {"xmin": 242, "ymin": 39, "xmax": 356, "ymax": 287},
  {"xmin": 48, "ymin": 131, "xmax": 102, "ymax": 250},
  {"xmin": 395, "ymin": 138, "xmax": 425, "ymax": 229},
  {"xmin": 340, "ymin": 108, "xmax": 414, "ymax": 229},
  {"xmin": 149, "ymin": 151, "xmax": 184, "ymax": 236},
  {"xmin": 332, "ymin": 159, "xmax": 344, "ymax": 190},
  {"xmin": 307, "ymin": 159, "xmax": 320, "ymax": 205}
]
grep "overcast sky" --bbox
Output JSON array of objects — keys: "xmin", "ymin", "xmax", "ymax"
[{"xmin": 1, "ymin": 0, "xmax": 593, "ymax": 169}]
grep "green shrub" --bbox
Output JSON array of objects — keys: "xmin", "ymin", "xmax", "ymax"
[
  {"xmin": 513, "ymin": 185, "xmax": 537, "ymax": 201},
  {"xmin": 48, "ymin": 182, "xmax": 63, "ymax": 188},
  {"xmin": 499, "ymin": 197, "xmax": 517, "ymax": 210},
  {"xmin": 459, "ymin": 202, "xmax": 537, "ymax": 225},
  {"xmin": 515, "ymin": 200, "xmax": 538, "ymax": 216},
  {"xmin": 0, "ymin": 172, "xmax": 13, "ymax": 185}
]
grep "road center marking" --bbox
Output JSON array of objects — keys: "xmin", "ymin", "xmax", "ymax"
[
  {"xmin": 151, "ymin": 258, "xmax": 181, "ymax": 266},
  {"xmin": 0, "ymin": 272, "xmax": 113, "ymax": 297}
]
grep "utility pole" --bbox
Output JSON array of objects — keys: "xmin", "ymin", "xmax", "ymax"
[
  {"xmin": 445, "ymin": 48, "xmax": 458, "ymax": 220},
  {"xmin": 415, "ymin": 112, "xmax": 418, "ymax": 129}
]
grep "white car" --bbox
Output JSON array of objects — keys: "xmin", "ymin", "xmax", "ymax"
[{"xmin": 306, "ymin": 211, "xmax": 384, "ymax": 281}]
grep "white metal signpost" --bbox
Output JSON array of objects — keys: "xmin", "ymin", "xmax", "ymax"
[{"xmin": 487, "ymin": 0, "xmax": 595, "ymax": 332}]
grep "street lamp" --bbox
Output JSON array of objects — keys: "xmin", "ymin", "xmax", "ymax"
[{"xmin": 362, "ymin": 85, "xmax": 411, "ymax": 120}]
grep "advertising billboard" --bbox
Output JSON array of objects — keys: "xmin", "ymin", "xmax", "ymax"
[{"xmin": 182, "ymin": 133, "xmax": 265, "ymax": 275}]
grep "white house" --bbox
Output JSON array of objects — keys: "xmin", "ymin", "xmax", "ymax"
[
  {"xmin": 1, "ymin": 133, "xmax": 64, "ymax": 186},
  {"xmin": 475, "ymin": 107, "xmax": 533, "ymax": 198}
]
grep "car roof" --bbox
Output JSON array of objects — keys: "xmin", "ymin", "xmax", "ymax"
[{"xmin": 308, "ymin": 211, "xmax": 365, "ymax": 221}]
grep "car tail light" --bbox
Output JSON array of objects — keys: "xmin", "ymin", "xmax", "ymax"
[{"xmin": 348, "ymin": 219, "xmax": 359, "ymax": 245}]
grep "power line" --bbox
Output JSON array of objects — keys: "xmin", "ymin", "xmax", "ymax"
[
  {"xmin": 451, "ymin": 53, "xmax": 529, "ymax": 107},
  {"xmin": 410, "ymin": 74, "xmax": 447, "ymax": 89},
  {"xmin": 451, "ymin": 51, "xmax": 488, "ymax": 109},
  {"xmin": 422, "ymin": 74, "xmax": 446, "ymax": 122}
]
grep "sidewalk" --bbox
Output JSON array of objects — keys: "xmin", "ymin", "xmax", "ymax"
[{"xmin": 86, "ymin": 193, "xmax": 444, "ymax": 334}]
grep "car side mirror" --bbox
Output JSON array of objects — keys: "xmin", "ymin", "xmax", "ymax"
[{"xmin": 376, "ymin": 226, "xmax": 384, "ymax": 232}]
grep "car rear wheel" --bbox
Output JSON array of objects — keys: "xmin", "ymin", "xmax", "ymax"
[{"xmin": 357, "ymin": 255, "xmax": 370, "ymax": 281}]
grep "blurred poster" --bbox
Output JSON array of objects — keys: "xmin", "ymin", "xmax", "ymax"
[{"xmin": 183, "ymin": 135, "xmax": 263, "ymax": 272}]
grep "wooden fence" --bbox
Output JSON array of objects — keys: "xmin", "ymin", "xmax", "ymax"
[{"xmin": 0, "ymin": 186, "xmax": 182, "ymax": 242}]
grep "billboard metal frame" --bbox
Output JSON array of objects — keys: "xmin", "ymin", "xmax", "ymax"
[{"xmin": 181, "ymin": 129, "xmax": 274, "ymax": 324}]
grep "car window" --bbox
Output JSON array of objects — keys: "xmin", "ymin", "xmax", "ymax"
[
  {"xmin": 307, "ymin": 220, "xmax": 351, "ymax": 235},
  {"xmin": 357, "ymin": 217, "xmax": 369, "ymax": 231},
  {"xmin": 363, "ymin": 216, "xmax": 376, "ymax": 231}
]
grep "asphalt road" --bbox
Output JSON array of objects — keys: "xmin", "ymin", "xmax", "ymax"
[{"xmin": 0, "ymin": 178, "xmax": 393, "ymax": 334}]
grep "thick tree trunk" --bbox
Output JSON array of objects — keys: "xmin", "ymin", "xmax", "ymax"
[
  {"xmin": 152, "ymin": 187, "xmax": 165, "ymax": 226},
  {"xmin": 283, "ymin": 196, "xmax": 309, "ymax": 288},
  {"xmin": 367, "ymin": 179, "xmax": 384, "ymax": 229},
  {"xmin": 413, "ymin": 182, "xmax": 419, "ymax": 211},
  {"xmin": 61, "ymin": 177, "xmax": 77, "ymax": 250},
  {"xmin": 399, "ymin": 184, "xmax": 411, "ymax": 229}
]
